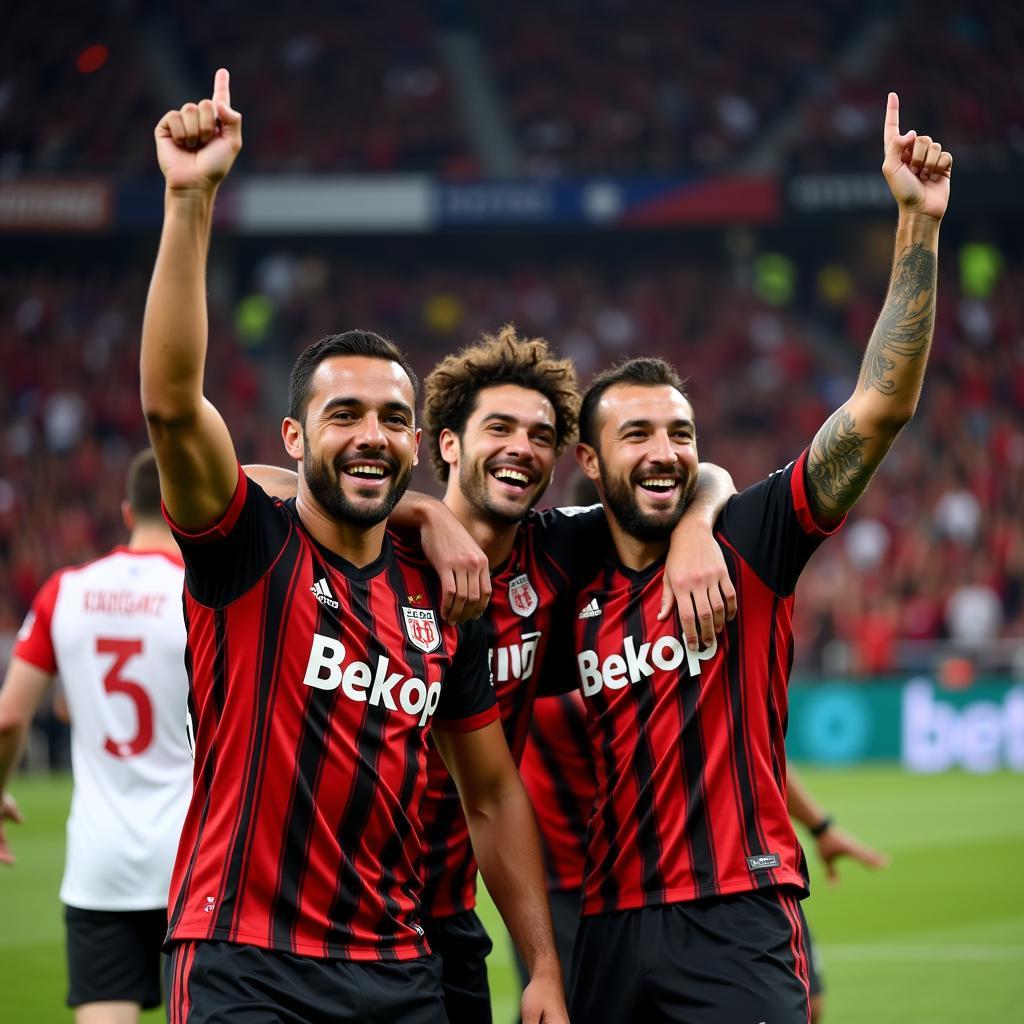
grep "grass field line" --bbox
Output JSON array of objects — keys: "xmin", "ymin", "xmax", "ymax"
[{"xmin": 824, "ymin": 944, "xmax": 1024, "ymax": 962}]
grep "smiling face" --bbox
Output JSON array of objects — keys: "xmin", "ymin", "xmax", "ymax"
[
  {"xmin": 579, "ymin": 382, "xmax": 699, "ymax": 542},
  {"xmin": 283, "ymin": 354, "xmax": 420, "ymax": 527},
  {"xmin": 441, "ymin": 384, "xmax": 557, "ymax": 525}
]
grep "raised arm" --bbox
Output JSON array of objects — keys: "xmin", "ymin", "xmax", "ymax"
[
  {"xmin": 141, "ymin": 69, "xmax": 244, "ymax": 529},
  {"xmin": 806, "ymin": 93, "xmax": 951, "ymax": 526}
]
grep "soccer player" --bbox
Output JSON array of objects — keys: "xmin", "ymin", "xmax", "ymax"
[
  {"xmin": 143, "ymin": 71, "xmax": 566, "ymax": 1023},
  {"xmin": 251, "ymin": 326, "xmax": 738, "ymax": 1023},
  {"xmin": 544, "ymin": 94, "xmax": 951, "ymax": 1023},
  {"xmin": 0, "ymin": 449, "xmax": 192, "ymax": 1024}
]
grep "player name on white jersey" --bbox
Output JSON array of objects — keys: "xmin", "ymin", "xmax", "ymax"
[{"xmin": 83, "ymin": 589, "xmax": 170, "ymax": 616}]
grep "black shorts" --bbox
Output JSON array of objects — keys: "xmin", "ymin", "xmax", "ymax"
[
  {"xmin": 64, "ymin": 904, "xmax": 166, "ymax": 1010},
  {"xmin": 165, "ymin": 941, "xmax": 446, "ymax": 1024},
  {"xmin": 422, "ymin": 909, "xmax": 493, "ymax": 1024},
  {"xmin": 797, "ymin": 903, "xmax": 825, "ymax": 997},
  {"xmin": 569, "ymin": 888, "xmax": 812, "ymax": 1024},
  {"xmin": 513, "ymin": 888, "xmax": 580, "ymax": 994}
]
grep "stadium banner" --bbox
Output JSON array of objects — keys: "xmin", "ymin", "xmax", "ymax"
[
  {"xmin": 786, "ymin": 171, "xmax": 1019, "ymax": 215},
  {"xmin": 436, "ymin": 175, "xmax": 779, "ymax": 228},
  {"xmin": 788, "ymin": 679, "xmax": 1024, "ymax": 772},
  {"xmin": 234, "ymin": 176, "xmax": 434, "ymax": 233},
  {"xmin": 0, "ymin": 180, "xmax": 113, "ymax": 232}
]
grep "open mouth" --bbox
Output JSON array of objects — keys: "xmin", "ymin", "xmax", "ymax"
[
  {"xmin": 637, "ymin": 476, "xmax": 679, "ymax": 496},
  {"xmin": 342, "ymin": 462, "xmax": 392, "ymax": 486},
  {"xmin": 491, "ymin": 466, "xmax": 532, "ymax": 492}
]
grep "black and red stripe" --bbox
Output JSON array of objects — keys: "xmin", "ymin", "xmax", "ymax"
[
  {"xmin": 567, "ymin": 454, "xmax": 838, "ymax": 917},
  {"xmin": 165, "ymin": 476, "xmax": 496, "ymax": 962},
  {"xmin": 417, "ymin": 507, "xmax": 592, "ymax": 918}
]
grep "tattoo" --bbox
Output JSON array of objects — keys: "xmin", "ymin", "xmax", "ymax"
[
  {"xmin": 862, "ymin": 242, "xmax": 936, "ymax": 395},
  {"xmin": 807, "ymin": 408, "xmax": 878, "ymax": 519}
]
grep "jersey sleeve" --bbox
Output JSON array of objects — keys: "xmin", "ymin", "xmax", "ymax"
[
  {"xmin": 163, "ymin": 464, "xmax": 293, "ymax": 608},
  {"xmin": 529, "ymin": 504, "xmax": 609, "ymax": 588},
  {"xmin": 715, "ymin": 448, "xmax": 845, "ymax": 598},
  {"xmin": 12, "ymin": 570, "xmax": 64, "ymax": 673},
  {"xmin": 433, "ymin": 618, "xmax": 500, "ymax": 733}
]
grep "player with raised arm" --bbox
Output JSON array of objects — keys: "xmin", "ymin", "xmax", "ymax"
[
  {"xmin": 0, "ymin": 450, "xmax": 191, "ymax": 1024},
  {"xmin": 543, "ymin": 94, "xmax": 950, "ymax": 1023},
  {"xmin": 143, "ymin": 71, "xmax": 566, "ymax": 1024}
]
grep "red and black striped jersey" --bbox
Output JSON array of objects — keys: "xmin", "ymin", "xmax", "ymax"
[
  {"xmin": 164, "ymin": 469, "xmax": 498, "ymax": 961},
  {"xmin": 417, "ymin": 505, "xmax": 606, "ymax": 918},
  {"xmin": 519, "ymin": 692, "xmax": 595, "ymax": 893},
  {"xmin": 549, "ymin": 452, "xmax": 842, "ymax": 917}
]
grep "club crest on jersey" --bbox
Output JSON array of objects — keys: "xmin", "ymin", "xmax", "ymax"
[
  {"xmin": 402, "ymin": 606, "xmax": 440, "ymax": 653},
  {"xmin": 508, "ymin": 573, "xmax": 538, "ymax": 617}
]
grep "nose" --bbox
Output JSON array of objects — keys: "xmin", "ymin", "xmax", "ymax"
[
  {"xmin": 505, "ymin": 427, "xmax": 534, "ymax": 461},
  {"xmin": 648, "ymin": 429, "xmax": 675, "ymax": 464},
  {"xmin": 356, "ymin": 413, "xmax": 386, "ymax": 450}
]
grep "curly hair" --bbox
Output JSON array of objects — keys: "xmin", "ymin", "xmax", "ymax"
[{"xmin": 422, "ymin": 324, "xmax": 580, "ymax": 482}]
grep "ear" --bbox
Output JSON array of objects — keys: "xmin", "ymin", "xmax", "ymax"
[
  {"xmin": 439, "ymin": 427, "xmax": 461, "ymax": 470},
  {"xmin": 413, "ymin": 426, "xmax": 421, "ymax": 467},
  {"xmin": 282, "ymin": 417, "xmax": 304, "ymax": 462},
  {"xmin": 576, "ymin": 442, "xmax": 600, "ymax": 481},
  {"xmin": 121, "ymin": 500, "xmax": 135, "ymax": 531}
]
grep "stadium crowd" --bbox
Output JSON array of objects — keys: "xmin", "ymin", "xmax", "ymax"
[
  {"xmin": 2, "ymin": 236, "xmax": 1022, "ymax": 676},
  {"xmin": 4, "ymin": 1, "xmax": 1019, "ymax": 177}
]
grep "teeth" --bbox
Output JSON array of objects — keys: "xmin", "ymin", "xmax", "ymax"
[
  {"xmin": 348, "ymin": 465, "xmax": 386, "ymax": 477},
  {"xmin": 642, "ymin": 477, "xmax": 676, "ymax": 488},
  {"xmin": 494, "ymin": 468, "xmax": 530, "ymax": 485}
]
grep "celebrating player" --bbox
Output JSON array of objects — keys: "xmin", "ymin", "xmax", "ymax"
[
  {"xmin": 542, "ymin": 93, "xmax": 951, "ymax": 1023},
  {"xmin": 0, "ymin": 449, "xmax": 192, "ymax": 1024},
  {"xmin": 143, "ymin": 71, "xmax": 566, "ymax": 1023}
]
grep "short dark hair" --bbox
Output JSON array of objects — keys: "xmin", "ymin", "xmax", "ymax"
[
  {"xmin": 126, "ymin": 448, "xmax": 162, "ymax": 521},
  {"xmin": 422, "ymin": 324, "xmax": 580, "ymax": 481},
  {"xmin": 288, "ymin": 330, "xmax": 419, "ymax": 423},
  {"xmin": 579, "ymin": 358, "xmax": 688, "ymax": 447}
]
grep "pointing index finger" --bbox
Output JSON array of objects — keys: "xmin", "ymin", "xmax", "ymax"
[
  {"xmin": 213, "ymin": 68, "xmax": 231, "ymax": 110},
  {"xmin": 883, "ymin": 91, "xmax": 900, "ymax": 147}
]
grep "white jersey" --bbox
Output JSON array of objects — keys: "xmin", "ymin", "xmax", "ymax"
[{"xmin": 14, "ymin": 546, "xmax": 192, "ymax": 911}]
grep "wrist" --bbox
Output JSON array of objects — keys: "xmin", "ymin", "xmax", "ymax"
[
  {"xmin": 165, "ymin": 185, "xmax": 218, "ymax": 209},
  {"xmin": 809, "ymin": 814, "xmax": 834, "ymax": 838},
  {"xmin": 897, "ymin": 209, "xmax": 942, "ymax": 239},
  {"xmin": 528, "ymin": 953, "xmax": 564, "ymax": 984}
]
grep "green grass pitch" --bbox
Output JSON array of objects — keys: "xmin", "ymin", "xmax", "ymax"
[{"xmin": 2, "ymin": 766, "xmax": 1021, "ymax": 1022}]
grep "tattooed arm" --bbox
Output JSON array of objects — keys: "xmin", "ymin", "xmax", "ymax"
[{"xmin": 807, "ymin": 93, "xmax": 952, "ymax": 526}]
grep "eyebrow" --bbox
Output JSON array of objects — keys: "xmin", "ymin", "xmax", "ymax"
[
  {"xmin": 481, "ymin": 412, "xmax": 556, "ymax": 434},
  {"xmin": 617, "ymin": 417, "xmax": 694, "ymax": 434},
  {"xmin": 321, "ymin": 397, "xmax": 414, "ymax": 420}
]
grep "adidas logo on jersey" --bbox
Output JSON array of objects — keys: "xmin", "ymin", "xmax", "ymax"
[
  {"xmin": 311, "ymin": 577, "xmax": 340, "ymax": 610},
  {"xmin": 578, "ymin": 598, "xmax": 602, "ymax": 619},
  {"xmin": 578, "ymin": 633, "xmax": 717, "ymax": 697}
]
